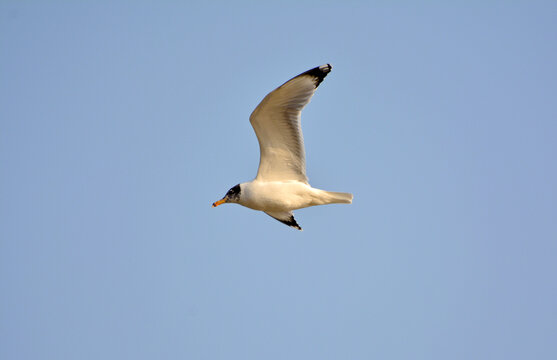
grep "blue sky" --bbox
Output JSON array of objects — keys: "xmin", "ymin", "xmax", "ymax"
[{"xmin": 1, "ymin": 2, "xmax": 556, "ymax": 359}]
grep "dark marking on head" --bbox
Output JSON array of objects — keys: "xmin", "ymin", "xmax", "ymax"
[{"xmin": 225, "ymin": 184, "xmax": 241, "ymax": 202}]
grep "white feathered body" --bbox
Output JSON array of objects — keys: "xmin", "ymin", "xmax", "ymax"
[{"xmin": 239, "ymin": 180, "xmax": 352, "ymax": 212}]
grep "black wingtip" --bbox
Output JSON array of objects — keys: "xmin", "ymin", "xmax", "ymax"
[
  {"xmin": 302, "ymin": 63, "xmax": 332, "ymax": 88},
  {"xmin": 278, "ymin": 214, "xmax": 303, "ymax": 231}
]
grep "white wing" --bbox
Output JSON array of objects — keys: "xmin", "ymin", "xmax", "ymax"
[{"xmin": 249, "ymin": 64, "xmax": 332, "ymax": 183}]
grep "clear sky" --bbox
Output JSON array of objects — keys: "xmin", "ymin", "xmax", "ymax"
[{"xmin": 1, "ymin": 1, "xmax": 556, "ymax": 359}]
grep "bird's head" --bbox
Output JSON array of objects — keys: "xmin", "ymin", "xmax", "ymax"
[{"xmin": 212, "ymin": 184, "xmax": 242, "ymax": 207}]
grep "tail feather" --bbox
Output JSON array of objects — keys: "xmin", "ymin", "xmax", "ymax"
[{"xmin": 323, "ymin": 191, "xmax": 353, "ymax": 204}]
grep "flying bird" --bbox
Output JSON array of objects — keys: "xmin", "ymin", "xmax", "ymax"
[{"xmin": 212, "ymin": 64, "xmax": 353, "ymax": 230}]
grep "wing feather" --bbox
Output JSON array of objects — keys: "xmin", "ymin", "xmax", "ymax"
[{"xmin": 249, "ymin": 64, "xmax": 332, "ymax": 182}]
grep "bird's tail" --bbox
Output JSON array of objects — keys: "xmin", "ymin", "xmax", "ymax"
[{"xmin": 321, "ymin": 191, "xmax": 353, "ymax": 204}]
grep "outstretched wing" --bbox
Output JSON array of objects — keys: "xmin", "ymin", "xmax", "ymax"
[
  {"xmin": 265, "ymin": 211, "xmax": 302, "ymax": 231},
  {"xmin": 249, "ymin": 64, "xmax": 332, "ymax": 183}
]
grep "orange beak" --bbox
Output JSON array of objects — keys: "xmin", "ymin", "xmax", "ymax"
[{"xmin": 212, "ymin": 198, "xmax": 226, "ymax": 207}]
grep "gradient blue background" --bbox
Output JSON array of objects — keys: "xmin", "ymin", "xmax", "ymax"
[{"xmin": 2, "ymin": 2, "xmax": 556, "ymax": 359}]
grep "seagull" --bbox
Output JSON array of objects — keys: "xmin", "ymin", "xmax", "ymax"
[{"xmin": 212, "ymin": 64, "xmax": 353, "ymax": 230}]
